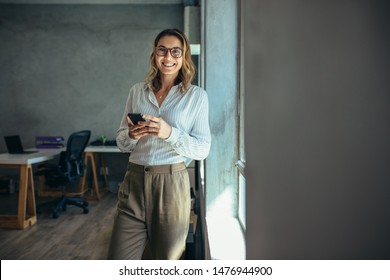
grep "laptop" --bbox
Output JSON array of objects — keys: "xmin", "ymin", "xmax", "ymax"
[{"xmin": 4, "ymin": 135, "xmax": 38, "ymax": 154}]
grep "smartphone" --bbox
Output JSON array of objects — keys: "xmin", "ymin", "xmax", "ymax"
[{"xmin": 127, "ymin": 113, "xmax": 145, "ymax": 124}]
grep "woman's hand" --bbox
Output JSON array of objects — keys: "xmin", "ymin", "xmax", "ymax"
[
  {"xmin": 127, "ymin": 114, "xmax": 172, "ymax": 140},
  {"xmin": 127, "ymin": 115, "xmax": 150, "ymax": 140},
  {"xmin": 141, "ymin": 114, "xmax": 172, "ymax": 139}
]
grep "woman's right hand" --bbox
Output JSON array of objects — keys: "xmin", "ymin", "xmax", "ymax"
[{"xmin": 127, "ymin": 115, "xmax": 149, "ymax": 140}]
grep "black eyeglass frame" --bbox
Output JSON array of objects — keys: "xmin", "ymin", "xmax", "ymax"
[{"xmin": 155, "ymin": 46, "xmax": 183, "ymax": 58}]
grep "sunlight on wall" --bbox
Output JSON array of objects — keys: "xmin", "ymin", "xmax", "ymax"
[
  {"xmin": 207, "ymin": 187, "xmax": 234, "ymax": 219},
  {"xmin": 206, "ymin": 188, "xmax": 246, "ymax": 259}
]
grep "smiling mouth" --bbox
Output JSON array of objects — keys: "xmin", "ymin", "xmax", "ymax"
[{"xmin": 162, "ymin": 62, "xmax": 176, "ymax": 67}]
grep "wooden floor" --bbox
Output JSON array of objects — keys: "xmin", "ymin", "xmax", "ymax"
[{"xmin": 0, "ymin": 192, "xmax": 118, "ymax": 260}]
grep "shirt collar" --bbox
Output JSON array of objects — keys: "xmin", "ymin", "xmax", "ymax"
[{"xmin": 144, "ymin": 82, "xmax": 183, "ymax": 92}]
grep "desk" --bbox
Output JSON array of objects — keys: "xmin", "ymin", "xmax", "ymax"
[
  {"xmin": 0, "ymin": 149, "xmax": 61, "ymax": 229},
  {"xmin": 81, "ymin": 145, "xmax": 121, "ymax": 200}
]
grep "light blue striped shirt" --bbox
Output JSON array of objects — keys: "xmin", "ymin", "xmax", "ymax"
[{"xmin": 116, "ymin": 82, "xmax": 211, "ymax": 166}]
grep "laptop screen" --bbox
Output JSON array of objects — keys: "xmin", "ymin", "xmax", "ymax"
[{"xmin": 4, "ymin": 135, "xmax": 37, "ymax": 154}]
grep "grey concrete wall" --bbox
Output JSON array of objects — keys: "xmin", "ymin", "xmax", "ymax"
[
  {"xmin": 203, "ymin": 0, "xmax": 239, "ymax": 217},
  {"xmin": 245, "ymin": 0, "xmax": 390, "ymax": 259},
  {"xmin": 0, "ymin": 4, "xmax": 183, "ymax": 182}
]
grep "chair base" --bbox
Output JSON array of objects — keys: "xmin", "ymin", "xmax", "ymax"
[{"xmin": 37, "ymin": 195, "xmax": 89, "ymax": 219}]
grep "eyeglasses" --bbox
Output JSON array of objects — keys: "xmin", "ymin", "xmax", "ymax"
[{"xmin": 155, "ymin": 46, "xmax": 183, "ymax": 58}]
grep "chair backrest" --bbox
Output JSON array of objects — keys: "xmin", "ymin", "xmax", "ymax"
[{"xmin": 62, "ymin": 130, "xmax": 91, "ymax": 181}]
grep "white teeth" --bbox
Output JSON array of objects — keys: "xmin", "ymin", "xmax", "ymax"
[{"xmin": 163, "ymin": 63, "xmax": 175, "ymax": 67}]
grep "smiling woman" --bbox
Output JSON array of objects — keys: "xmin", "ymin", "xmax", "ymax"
[
  {"xmin": 145, "ymin": 28, "xmax": 196, "ymax": 95},
  {"xmin": 108, "ymin": 28, "xmax": 211, "ymax": 260}
]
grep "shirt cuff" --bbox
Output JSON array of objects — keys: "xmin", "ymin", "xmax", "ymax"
[
  {"xmin": 117, "ymin": 131, "xmax": 138, "ymax": 151},
  {"xmin": 165, "ymin": 126, "xmax": 180, "ymax": 145}
]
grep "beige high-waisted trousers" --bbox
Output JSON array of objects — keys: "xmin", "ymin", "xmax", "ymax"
[{"xmin": 107, "ymin": 162, "xmax": 190, "ymax": 260}]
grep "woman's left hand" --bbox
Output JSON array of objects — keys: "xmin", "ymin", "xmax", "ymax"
[{"xmin": 141, "ymin": 114, "xmax": 172, "ymax": 139}]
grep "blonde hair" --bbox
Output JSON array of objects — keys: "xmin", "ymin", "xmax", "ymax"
[{"xmin": 145, "ymin": 29, "xmax": 196, "ymax": 93}]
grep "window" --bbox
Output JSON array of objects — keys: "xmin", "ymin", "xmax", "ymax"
[{"xmin": 237, "ymin": 0, "xmax": 246, "ymax": 230}]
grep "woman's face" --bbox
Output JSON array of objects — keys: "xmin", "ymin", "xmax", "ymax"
[{"xmin": 155, "ymin": 35, "xmax": 183, "ymax": 79}]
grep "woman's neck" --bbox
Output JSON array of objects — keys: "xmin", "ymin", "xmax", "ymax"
[{"xmin": 160, "ymin": 74, "xmax": 177, "ymax": 91}]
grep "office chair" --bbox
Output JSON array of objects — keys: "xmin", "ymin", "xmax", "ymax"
[{"xmin": 36, "ymin": 130, "xmax": 91, "ymax": 218}]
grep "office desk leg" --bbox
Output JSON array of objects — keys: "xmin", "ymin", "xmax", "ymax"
[
  {"xmin": 18, "ymin": 164, "xmax": 37, "ymax": 228},
  {"xmin": 100, "ymin": 155, "xmax": 109, "ymax": 192},
  {"xmin": 0, "ymin": 164, "xmax": 37, "ymax": 229},
  {"xmin": 83, "ymin": 152, "xmax": 101, "ymax": 200}
]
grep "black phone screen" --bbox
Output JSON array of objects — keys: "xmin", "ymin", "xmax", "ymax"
[{"xmin": 127, "ymin": 113, "xmax": 145, "ymax": 124}]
